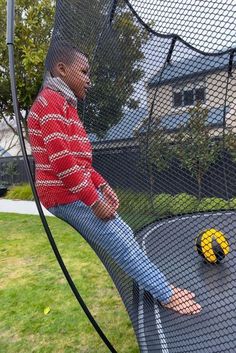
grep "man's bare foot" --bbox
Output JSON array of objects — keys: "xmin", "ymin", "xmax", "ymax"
[{"xmin": 161, "ymin": 285, "xmax": 202, "ymax": 315}]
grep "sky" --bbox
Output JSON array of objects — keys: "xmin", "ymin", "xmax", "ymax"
[
  {"xmin": 127, "ymin": 0, "xmax": 236, "ymax": 107},
  {"xmin": 130, "ymin": 0, "xmax": 236, "ymax": 53}
]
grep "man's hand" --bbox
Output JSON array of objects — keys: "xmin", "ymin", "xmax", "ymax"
[
  {"xmin": 91, "ymin": 200, "xmax": 116, "ymax": 220},
  {"xmin": 100, "ymin": 184, "xmax": 119, "ymax": 210}
]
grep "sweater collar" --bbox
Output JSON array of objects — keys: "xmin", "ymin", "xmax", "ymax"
[{"xmin": 43, "ymin": 72, "xmax": 77, "ymax": 108}]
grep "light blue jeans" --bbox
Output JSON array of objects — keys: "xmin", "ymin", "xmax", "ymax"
[{"xmin": 48, "ymin": 199, "xmax": 173, "ymax": 304}]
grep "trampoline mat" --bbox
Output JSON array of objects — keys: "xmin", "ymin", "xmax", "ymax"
[{"xmin": 133, "ymin": 211, "xmax": 236, "ymax": 353}]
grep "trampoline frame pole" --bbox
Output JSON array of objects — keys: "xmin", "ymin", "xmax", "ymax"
[{"xmin": 6, "ymin": 1, "xmax": 118, "ymax": 352}]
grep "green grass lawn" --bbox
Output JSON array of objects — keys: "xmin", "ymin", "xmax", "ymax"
[{"xmin": 0, "ymin": 213, "xmax": 139, "ymax": 353}]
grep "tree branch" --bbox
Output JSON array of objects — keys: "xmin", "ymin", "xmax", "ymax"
[{"xmin": 0, "ymin": 112, "xmax": 18, "ymax": 136}]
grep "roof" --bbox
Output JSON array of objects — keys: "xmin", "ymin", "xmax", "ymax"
[
  {"xmin": 149, "ymin": 54, "xmax": 236, "ymax": 87},
  {"xmin": 139, "ymin": 106, "xmax": 228, "ymax": 134},
  {"xmin": 89, "ymin": 107, "xmax": 147, "ymax": 142}
]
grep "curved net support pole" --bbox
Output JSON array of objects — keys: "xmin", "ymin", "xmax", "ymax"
[
  {"xmin": 124, "ymin": 0, "xmax": 236, "ymax": 56},
  {"xmin": 6, "ymin": 1, "xmax": 117, "ymax": 352},
  {"xmin": 6, "ymin": 0, "xmax": 236, "ymax": 351}
]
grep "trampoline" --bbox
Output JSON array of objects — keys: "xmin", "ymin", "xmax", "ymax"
[
  {"xmin": 134, "ymin": 211, "xmax": 236, "ymax": 352},
  {"xmin": 6, "ymin": 0, "xmax": 236, "ymax": 352}
]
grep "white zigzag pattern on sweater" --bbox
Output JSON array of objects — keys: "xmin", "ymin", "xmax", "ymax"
[
  {"xmin": 28, "ymin": 128, "xmax": 42, "ymax": 136},
  {"xmin": 50, "ymin": 150, "xmax": 91, "ymax": 161},
  {"xmin": 36, "ymin": 180, "xmax": 63, "ymax": 186},
  {"xmin": 28, "ymin": 112, "xmax": 39, "ymax": 120},
  {"xmin": 31, "ymin": 146, "xmax": 47, "ymax": 153},
  {"xmin": 44, "ymin": 133, "xmax": 89, "ymax": 143},
  {"xmin": 69, "ymin": 180, "xmax": 90, "ymax": 193},
  {"xmin": 41, "ymin": 114, "xmax": 83, "ymax": 127},
  {"xmin": 57, "ymin": 165, "xmax": 89, "ymax": 179},
  {"xmin": 36, "ymin": 164, "xmax": 52, "ymax": 171},
  {"xmin": 37, "ymin": 96, "xmax": 48, "ymax": 107}
]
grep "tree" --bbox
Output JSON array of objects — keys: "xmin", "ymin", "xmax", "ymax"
[
  {"xmin": 0, "ymin": 0, "xmax": 55, "ymax": 141},
  {"xmin": 52, "ymin": 0, "xmax": 149, "ymax": 137},
  {"xmin": 223, "ymin": 126, "xmax": 236, "ymax": 162},
  {"xmin": 136, "ymin": 119, "xmax": 175, "ymax": 209},
  {"xmin": 0, "ymin": 0, "xmax": 149, "ymax": 141},
  {"xmin": 0, "ymin": 157, "xmax": 19, "ymax": 185},
  {"xmin": 174, "ymin": 103, "xmax": 221, "ymax": 198},
  {"xmin": 137, "ymin": 122, "xmax": 174, "ymax": 176}
]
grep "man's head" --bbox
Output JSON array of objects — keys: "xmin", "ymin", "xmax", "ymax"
[{"xmin": 45, "ymin": 41, "xmax": 91, "ymax": 100}]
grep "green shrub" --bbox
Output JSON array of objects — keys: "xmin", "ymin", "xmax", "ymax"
[
  {"xmin": 5, "ymin": 183, "xmax": 34, "ymax": 201},
  {"xmin": 115, "ymin": 189, "xmax": 156, "ymax": 230},
  {"xmin": 229, "ymin": 198, "xmax": 236, "ymax": 209},
  {"xmin": 153, "ymin": 193, "xmax": 173, "ymax": 217},
  {"xmin": 197, "ymin": 197, "xmax": 229, "ymax": 212},
  {"xmin": 170, "ymin": 193, "xmax": 198, "ymax": 215},
  {"xmin": 116, "ymin": 189, "xmax": 152, "ymax": 214}
]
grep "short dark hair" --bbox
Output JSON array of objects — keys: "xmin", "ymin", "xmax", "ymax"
[{"xmin": 45, "ymin": 40, "xmax": 85, "ymax": 72}]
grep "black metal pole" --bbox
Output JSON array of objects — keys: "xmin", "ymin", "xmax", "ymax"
[{"xmin": 6, "ymin": 1, "xmax": 117, "ymax": 351}]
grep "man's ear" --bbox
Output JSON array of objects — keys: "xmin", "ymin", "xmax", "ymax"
[{"xmin": 56, "ymin": 61, "xmax": 67, "ymax": 77}]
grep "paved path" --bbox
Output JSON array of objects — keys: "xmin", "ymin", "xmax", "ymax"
[{"xmin": 0, "ymin": 199, "xmax": 54, "ymax": 216}]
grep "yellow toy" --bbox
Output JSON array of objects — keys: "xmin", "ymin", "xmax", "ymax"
[{"xmin": 195, "ymin": 228, "xmax": 230, "ymax": 264}]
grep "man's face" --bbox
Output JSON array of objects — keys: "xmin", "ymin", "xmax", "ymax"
[{"xmin": 58, "ymin": 53, "xmax": 91, "ymax": 100}]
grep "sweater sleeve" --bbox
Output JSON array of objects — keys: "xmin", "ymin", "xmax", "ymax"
[
  {"xmin": 90, "ymin": 169, "xmax": 107, "ymax": 189},
  {"xmin": 38, "ymin": 95, "xmax": 99, "ymax": 206}
]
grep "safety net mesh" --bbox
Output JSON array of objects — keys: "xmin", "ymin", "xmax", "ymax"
[{"xmin": 25, "ymin": 0, "xmax": 236, "ymax": 352}]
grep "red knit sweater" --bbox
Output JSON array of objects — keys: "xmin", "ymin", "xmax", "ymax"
[{"xmin": 28, "ymin": 85, "xmax": 106, "ymax": 209}]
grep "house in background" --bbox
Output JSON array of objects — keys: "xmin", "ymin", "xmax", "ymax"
[
  {"xmin": 1, "ymin": 54, "xmax": 235, "ymax": 156},
  {"xmin": 0, "ymin": 118, "xmax": 33, "ymax": 186},
  {"xmin": 136, "ymin": 54, "xmax": 236, "ymax": 135},
  {"xmin": 89, "ymin": 107, "xmax": 147, "ymax": 149},
  {"xmin": 0, "ymin": 55, "xmax": 235, "ymax": 195},
  {"xmin": 0, "ymin": 118, "xmax": 31, "ymax": 157}
]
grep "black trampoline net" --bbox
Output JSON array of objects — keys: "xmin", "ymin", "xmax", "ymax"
[{"xmin": 24, "ymin": 0, "xmax": 236, "ymax": 352}]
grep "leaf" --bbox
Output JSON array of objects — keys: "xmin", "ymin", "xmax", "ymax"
[{"xmin": 44, "ymin": 306, "xmax": 51, "ymax": 315}]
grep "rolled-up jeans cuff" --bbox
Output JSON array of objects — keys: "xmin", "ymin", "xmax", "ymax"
[{"xmin": 160, "ymin": 285, "xmax": 173, "ymax": 304}]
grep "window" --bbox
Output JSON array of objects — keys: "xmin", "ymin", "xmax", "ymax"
[
  {"xmin": 195, "ymin": 87, "xmax": 205, "ymax": 103},
  {"xmin": 173, "ymin": 92, "xmax": 182, "ymax": 107},
  {"xmin": 183, "ymin": 90, "xmax": 194, "ymax": 106},
  {"xmin": 173, "ymin": 82, "xmax": 205, "ymax": 107}
]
